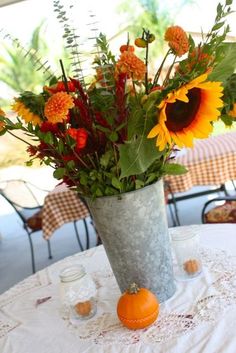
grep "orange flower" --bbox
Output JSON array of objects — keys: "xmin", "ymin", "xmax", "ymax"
[
  {"xmin": 0, "ymin": 108, "xmax": 5, "ymax": 132},
  {"xmin": 120, "ymin": 44, "xmax": 135, "ymax": 53},
  {"xmin": 67, "ymin": 127, "xmax": 88, "ymax": 150},
  {"xmin": 229, "ymin": 103, "xmax": 236, "ymax": 119},
  {"xmin": 190, "ymin": 47, "xmax": 213, "ymax": 66},
  {"xmin": 164, "ymin": 26, "xmax": 189, "ymax": 57},
  {"xmin": 115, "ymin": 51, "xmax": 146, "ymax": 80},
  {"xmin": 44, "ymin": 81, "xmax": 76, "ymax": 94},
  {"xmin": 44, "ymin": 92, "xmax": 74, "ymax": 124}
]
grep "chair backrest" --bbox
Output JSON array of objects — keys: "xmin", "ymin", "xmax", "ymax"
[
  {"xmin": 0, "ymin": 179, "xmax": 47, "ymax": 221},
  {"xmin": 201, "ymin": 196, "xmax": 236, "ymax": 224}
]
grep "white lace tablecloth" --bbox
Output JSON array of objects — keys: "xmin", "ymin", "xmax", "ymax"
[{"xmin": 0, "ymin": 224, "xmax": 236, "ymax": 353}]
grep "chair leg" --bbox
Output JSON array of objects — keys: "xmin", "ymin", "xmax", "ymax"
[
  {"xmin": 47, "ymin": 239, "xmax": 53, "ymax": 260},
  {"xmin": 26, "ymin": 230, "xmax": 36, "ymax": 274},
  {"xmin": 83, "ymin": 219, "xmax": 90, "ymax": 250},
  {"xmin": 73, "ymin": 221, "xmax": 84, "ymax": 251}
]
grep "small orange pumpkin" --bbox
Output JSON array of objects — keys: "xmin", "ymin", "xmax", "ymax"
[{"xmin": 117, "ymin": 282, "xmax": 159, "ymax": 330}]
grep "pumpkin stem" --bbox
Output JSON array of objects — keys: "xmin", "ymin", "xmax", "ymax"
[{"xmin": 127, "ymin": 282, "xmax": 140, "ymax": 294}]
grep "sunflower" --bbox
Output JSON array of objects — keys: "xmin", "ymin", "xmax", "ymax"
[
  {"xmin": 147, "ymin": 73, "xmax": 224, "ymax": 151},
  {"xmin": 12, "ymin": 100, "xmax": 42, "ymax": 126}
]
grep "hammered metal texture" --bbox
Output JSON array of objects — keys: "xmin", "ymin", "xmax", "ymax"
[{"xmin": 86, "ymin": 180, "xmax": 176, "ymax": 302}]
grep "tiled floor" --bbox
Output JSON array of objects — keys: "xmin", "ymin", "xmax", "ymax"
[{"xmin": 0, "ymin": 166, "xmax": 234, "ymax": 294}]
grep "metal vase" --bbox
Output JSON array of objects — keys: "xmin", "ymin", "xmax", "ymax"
[{"xmin": 85, "ymin": 179, "xmax": 176, "ymax": 302}]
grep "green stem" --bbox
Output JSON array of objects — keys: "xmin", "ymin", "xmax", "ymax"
[
  {"xmin": 152, "ymin": 49, "xmax": 171, "ymax": 87},
  {"xmin": 145, "ymin": 43, "xmax": 149, "ymax": 94},
  {"xmin": 7, "ymin": 130, "xmax": 33, "ymax": 146},
  {"xmin": 72, "ymin": 149, "xmax": 90, "ymax": 169},
  {"xmin": 163, "ymin": 55, "xmax": 177, "ymax": 87},
  {"xmin": 86, "ymin": 153, "xmax": 97, "ymax": 169},
  {"xmin": 112, "ymin": 144, "xmax": 119, "ymax": 178}
]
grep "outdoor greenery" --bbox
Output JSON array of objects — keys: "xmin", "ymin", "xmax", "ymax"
[
  {"xmin": 117, "ymin": 0, "xmax": 194, "ymax": 61},
  {"xmin": 0, "ymin": 22, "xmax": 69, "ymax": 109}
]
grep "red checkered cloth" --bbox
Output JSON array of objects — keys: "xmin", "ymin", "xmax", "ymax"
[
  {"xmin": 165, "ymin": 131, "xmax": 236, "ymax": 193},
  {"xmin": 42, "ymin": 185, "xmax": 90, "ymax": 240}
]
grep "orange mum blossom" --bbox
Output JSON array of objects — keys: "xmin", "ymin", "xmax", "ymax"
[
  {"xmin": 164, "ymin": 25, "xmax": 189, "ymax": 57},
  {"xmin": 44, "ymin": 92, "xmax": 74, "ymax": 124},
  {"xmin": 115, "ymin": 51, "xmax": 146, "ymax": 81}
]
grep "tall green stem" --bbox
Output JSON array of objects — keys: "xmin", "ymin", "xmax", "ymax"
[
  {"xmin": 163, "ymin": 54, "xmax": 177, "ymax": 86},
  {"xmin": 152, "ymin": 49, "xmax": 171, "ymax": 87},
  {"xmin": 7, "ymin": 130, "xmax": 33, "ymax": 146},
  {"xmin": 145, "ymin": 43, "xmax": 149, "ymax": 94}
]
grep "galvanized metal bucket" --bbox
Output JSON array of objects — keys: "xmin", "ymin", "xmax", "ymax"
[{"xmin": 85, "ymin": 179, "xmax": 176, "ymax": 302}]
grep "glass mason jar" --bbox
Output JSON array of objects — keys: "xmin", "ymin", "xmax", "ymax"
[
  {"xmin": 171, "ymin": 228, "xmax": 202, "ymax": 281},
  {"xmin": 59, "ymin": 264, "xmax": 97, "ymax": 320}
]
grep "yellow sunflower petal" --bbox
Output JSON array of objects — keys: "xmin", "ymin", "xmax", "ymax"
[{"xmin": 148, "ymin": 73, "xmax": 224, "ymax": 149}]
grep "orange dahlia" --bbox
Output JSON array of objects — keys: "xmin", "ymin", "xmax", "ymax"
[
  {"xmin": 0, "ymin": 108, "xmax": 5, "ymax": 131},
  {"xmin": 164, "ymin": 26, "xmax": 189, "ymax": 57},
  {"xmin": 12, "ymin": 100, "xmax": 42, "ymax": 126},
  {"xmin": 44, "ymin": 92, "xmax": 74, "ymax": 124},
  {"xmin": 115, "ymin": 51, "xmax": 146, "ymax": 80},
  {"xmin": 148, "ymin": 73, "xmax": 224, "ymax": 150}
]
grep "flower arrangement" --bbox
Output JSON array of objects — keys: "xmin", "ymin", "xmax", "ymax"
[{"xmin": 0, "ymin": 0, "xmax": 236, "ymax": 198}]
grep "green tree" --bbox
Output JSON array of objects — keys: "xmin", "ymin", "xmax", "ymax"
[{"xmin": 0, "ymin": 22, "xmax": 69, "ymax": 108}]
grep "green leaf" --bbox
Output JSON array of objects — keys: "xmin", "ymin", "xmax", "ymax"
[
  {"xmin": 119, "ymin": 136, "xmax": 164, "ymax": 178},
  {"xmin": 209, "ymin": 43, "xmax": 236, "ymax": 83},
  {"xmin": 53, "ymin": 167, "xmax": 65, "ymax": 179},
  {"xmin": 100, "ymin": 150, "xmax": 113, "ymax": 168},
  {"xmin": 127, "ymin": 108, "xmax": 146, "ymax": 139},
  {"xmin": 25, "ymin": 160, "xmax": 33, "ymax": 166},
  {"xmin": 111, "ymin": 177, "xmax": 122, "ymax": 190},
  {"xmin": 135, "ymin": 179, "xmax": 144, "ymax": 189},
  {"xmin": 67, "ymin": 160, "xmax": 75, "ymax": 169},
  {"xmin": 162, "ymin": 163, "xmax": 188, "ymax": 176},
  {"xmin": 220, "ymin": 114, "xmax": 234, "ymax": 126},
  {"xmin": 109, "ymin": 131, "xmax": 118, "ymax": 142},
  {"xmin": 212, "ymin": 22, "xmax": 225, "ymax": 31},
  {"xmin": 58, "ymin": 139, "xmax": 64, "ymax": 154},
  {"xmin": 43, "ymin": 131, "xmax": 54, "ymax": 144}
]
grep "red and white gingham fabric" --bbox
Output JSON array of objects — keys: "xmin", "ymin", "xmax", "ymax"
[
  {"xmin": 165, "ymin": 131, "xmax": 236, "ymax": 193},
  {"xmin": 42, "ymin": 184, "xmax": 90, "ymax": 240}
]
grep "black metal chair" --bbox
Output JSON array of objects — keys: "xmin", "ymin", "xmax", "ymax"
[
  {"xmin": 201, "ymin": 195, "xmax": 236, "ymax": 224},
  {"xmin": 0, "ymin": 179, "xmax": 52, "ymax": 274},
  {"xmin": 164, "ymin": 181, "xmax": 181, "ymax": 226}
]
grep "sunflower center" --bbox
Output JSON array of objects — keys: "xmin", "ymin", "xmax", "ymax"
[{"xmin": 165, "ymin": 87, "xmax": 201, "ymax": 132}]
